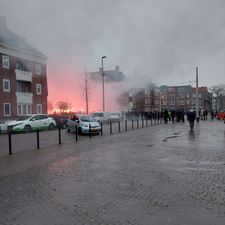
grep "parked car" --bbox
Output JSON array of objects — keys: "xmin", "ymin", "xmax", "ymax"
[
  {"xmin": 0, "ymin": 120, "xmax": 12, "ymax": 134},
  {"xmin": 51, "ymin": 114, "xmax": 69, "ymax": 128},
  {"xmin": 216, "ymin": 111, "xmax": 225, "ymax": 120},
  {"xmin": 109, "ymin": 111, "xmax": 123, "ymax": 122},
  {"xmin": 7, "ymin": 114, "xmax": 56, "ymax": 133},
  {"xmin": 66, "ymin": 114, "xmax": 101, "ymax": 134},
  {"xmin": 90, "ymin": 111, "xmax": 111, "ymax": 124}
]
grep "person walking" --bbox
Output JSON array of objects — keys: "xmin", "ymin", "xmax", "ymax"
[{"xmin": 187, "ymin": 109, "xmax": 196, "ymax": 129}]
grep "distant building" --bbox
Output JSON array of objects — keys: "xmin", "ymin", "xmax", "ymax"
[
  {"xmin": 160, "ymin": 85, "xmax": 192, "ymax": 111},
  {"xmin": 130, "ymin": 87, "xmax": 160, "ymax": 112},
  {"xmin": 192, "ymin": 87, "xmax": 212, "ymax": 111},
  {"xmin": 130, "ymin": 85, "xmax": 212, "ymax": 112},
  {"xmin": 0, "ymin": 16, "xmax": 48, "ymax": 119},
  {"xmin": 89, "ymin": 65, "xmax": 125, "ymax": 83}
]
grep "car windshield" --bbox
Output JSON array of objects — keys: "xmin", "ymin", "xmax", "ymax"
[
  {"xmin": 92, "ymin": 113, "xmax": 103, "ymax": 117},
  {"xmin": 80, "ymin": 116, "xmax": 96, "ymax": 122},
  {"xmin": 111, "ymin": 113, "xmax": 120, "ymax": 116},
  {"xmin": 16, "ymin": 116, "xmax": 31, "ymax": 121}
]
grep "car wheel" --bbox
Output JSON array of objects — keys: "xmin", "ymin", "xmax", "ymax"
[
  {"xmin": 66, "ymin": 125, "xmax": 70, "ymax": 133},
  {"xmin": 24, "ymin": 125, "xmax": 31, "ymax": 133},
  {"xmin": 49, "ymin": 123, "xmax": 55, "ymax": 130}
]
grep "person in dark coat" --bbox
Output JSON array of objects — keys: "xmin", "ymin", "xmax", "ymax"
[
  {"xmin": 187, "ymin": 109, "xmax": 196, "ymax": 129},
  {"xmin": 164, "ymin": 109, "xmax": 169, "ymax": 124}
]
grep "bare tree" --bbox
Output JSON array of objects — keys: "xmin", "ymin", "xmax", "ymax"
[
  {"xmin": 209, "ymin": 84, "xmax": 225, "ymax": 111},
  {"xmin": 56, "ymin": 101, "xmax": 72, "ymax": 113},
  {"xmin": 80, "ymin": 71, "xmax": 92, "ymax": 114}
]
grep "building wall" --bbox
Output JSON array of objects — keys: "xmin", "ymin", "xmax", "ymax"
[
  {"xmin": 131, "ymin": 85, "xmax": 212, "ymax": 113},
  {"xmin": 0, "ymin": 53, "xmax": 47, "ymax": 118}
]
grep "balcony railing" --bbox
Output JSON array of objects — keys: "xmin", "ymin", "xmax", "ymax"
[
  {"xmin": 15, "ymin": 69, "xmax": 32, "ymax": 82},
  {"xmin": 16, "ymin": 92, "xmax": 33, "ymax": 104}
]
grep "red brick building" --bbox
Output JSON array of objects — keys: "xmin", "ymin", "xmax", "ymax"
[{"xmin": 0, "ymin": 16, "xmax": 48, "ymax": 119}]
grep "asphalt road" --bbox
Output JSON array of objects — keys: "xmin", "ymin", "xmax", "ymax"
[{"xmin": 0, "ymin": 120, "xmax": 225, "ymax": 225}]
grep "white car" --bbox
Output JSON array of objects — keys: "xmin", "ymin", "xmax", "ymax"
[
  {"xmin": 7, "ymin": 114, "xmax": 56, "ymax": 133},
  {"xmin": 109, "ymin": 112, "xmax": 123, "ymax": 122},
  {"xmin": 0, "ymin": 120, "xmax": 12, "ymax": 134},
  {"xmin": 66, "ymin": 114, "xmax": 101, "ymax": 134},
  {"xmin": 90, "ymin": 111, "xmax": 111, "ymax": 124}
]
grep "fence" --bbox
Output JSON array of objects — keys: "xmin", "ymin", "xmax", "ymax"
[{"xmin": 4, "ymin": 118, "xmax": 163, "ymax": 156}]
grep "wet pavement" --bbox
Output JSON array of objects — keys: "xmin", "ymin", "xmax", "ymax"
[{"xmin": 0, "ymin": 120, "xmax": 225, "ymax": 225}]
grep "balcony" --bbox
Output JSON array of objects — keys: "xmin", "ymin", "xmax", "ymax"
[
  {"xmin": 16, "ymin": 92, "xmax": 33, "ymax": 104},
  {"xmin": 15, "ymin": 69, "xmax": 32, "ymax": 82}
]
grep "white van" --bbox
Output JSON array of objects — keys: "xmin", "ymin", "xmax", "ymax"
[{"xmin": 90, "ymin": 111, "xmax": 111, "ymax": 124}]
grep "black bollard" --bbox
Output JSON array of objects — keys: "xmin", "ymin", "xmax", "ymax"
[
  {"xmin": 89, "ymin": 124, "xmax": 92, "ymax": 138},
  {"xmin": 58, "ymin": 127, "xmax": 61, "ymax": 144},
  {"xmin": 125, "ymin": 120, "xmax": 127, "ymax": 131},
  {"xmin": 101, "ymin": 122, "xmax": 103, "ymax": 136},
  {"xmin": 118, "ymin": 121, "xmax": 121, "ymax": 132},
  {"xmin": 132, "ymin": 120, "xmax": 134, "ymax": 130},
  {"xmin": 37, "ymin": 129, "xmax": 40, "ymax": 149},
  {"xmin": 75, "ymin": 126, "xmax": 78, "ymax": 142},
  {"xmin": 110, "ymin": 122, "xmax": 112, "ymax": 134},
  {"xmin": 8, "ymin": 132, "xmax": 12, "ymax": 155},
  {"xmin": 137, "ymin": 119, "xmax": 139, "ymax": 129}
]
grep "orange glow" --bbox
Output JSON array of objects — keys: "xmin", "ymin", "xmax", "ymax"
[{"xmin": 47, "ymin": 63, "xmax": 126, "ymax": 114}]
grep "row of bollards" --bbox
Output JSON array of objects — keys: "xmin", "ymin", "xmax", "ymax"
[{"xmin": 7, "ymin": 118, "xmax": 163, "ymax": 155}]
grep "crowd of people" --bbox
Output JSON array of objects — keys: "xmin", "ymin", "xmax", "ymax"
[{"xmin": 124, "ymin": 109, "xmax": 214, "ymax": 129}]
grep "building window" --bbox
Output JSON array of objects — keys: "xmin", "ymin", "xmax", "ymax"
[
  {"xmin": 17, "ymin": 104, "xmax": 32, "ymax": 115},
  {"xmin": 3, "ymin": 79, "xmax": 10, "ymax": 92},
  {"xmin": 36, "ymin": 64, "xmax": 42, "ymax": 74},
  {"xmin": 37, "ymin": 104, "xmax": 42, "ymax": 114},
  {"xmin": 16, "ymin": 81, "xmax": 30, "ymax": 93},
  {"xmin": 36, "ymin": 84, "xmax": 42, "ymax": 95},
  {"xmin": 2, "ymin": 55, "xmax": 9, "ymax": 69},
  {"xmin": 4, "ymin": 103, "xmax": 11, "ymax": 116},
  {"xmin": 16, "ymin": 61, "xmax": 25, "ymax": 70},
  {"xmin": 17, "ymin": 104, "xmax": 22, "ymax": 115}
]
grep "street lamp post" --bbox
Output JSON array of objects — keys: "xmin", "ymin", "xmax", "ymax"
[
  {"xmin": 101, "ymin": 56, "xmax": 107, "ymax": 111},
  {"xmin": 196, "ymin": 66, "xmax": 200, "ymax": 122}
]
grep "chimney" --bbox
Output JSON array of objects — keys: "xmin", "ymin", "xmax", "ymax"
[
  {"xmin": 0, "ymin": 16, "xmax": 7, "ymax": 30},
  {"xmin": 115, "ymin": 65, "xmax": 119, "ymax": 71}
]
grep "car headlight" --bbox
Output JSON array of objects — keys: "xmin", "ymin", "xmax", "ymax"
[
  {"xmin": 80, "ymin": 123, "xmax": 88, "ymax": 127},
  {"xmin": 12, "ymin": 123, "xmax": 23, "ymax": 127}
]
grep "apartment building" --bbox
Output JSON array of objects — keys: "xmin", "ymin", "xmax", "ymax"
[
  {"xmin": 0, "ymin": 16, "xmax": 48, "ymax": 119},
  {"xmin": 192, "ymin": 87, "xmax": 212, "ymax": 111}
]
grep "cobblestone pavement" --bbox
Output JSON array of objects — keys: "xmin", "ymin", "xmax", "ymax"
[{"xmin": 0, "ymin": 120, "xmax": 225, "ymax": 225}]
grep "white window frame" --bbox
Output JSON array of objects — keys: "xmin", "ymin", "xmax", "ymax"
[
  {"xmin": 27, "ymin": 104, "xmax": 32, "ymax": 115},
  {"xmin": 36, "ymin": 64, "xmax": 42, "ymax": 75},
  {"xmin": 2, "ymin": 55, "xmax": 10, "ymax": 69},
  {"xmin": 37, "ymin": 104, "xmax": 42, "ymax": 114},
  {"xmin": 36, "ymin": 84, "xmax": 42, "ymax": 95},
  {"xmin": 4, "ymin": 103, "xmax": 11, "ymax": 116},
  {"xmin": 17, "ymin": 104, "xmax": 33, "ymax": 116},
  {"xmin": 3, "ymin": 79, "xmax": 10, "ymax": 92}
]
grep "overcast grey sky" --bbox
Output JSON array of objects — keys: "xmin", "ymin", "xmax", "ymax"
[{"xmin": 1, "ymin": 0, "xmax": 225, "ymax": 109}]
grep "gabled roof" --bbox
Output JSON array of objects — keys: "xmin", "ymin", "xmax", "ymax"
[
  {"xmin": 89, "ymin": 66, "xmax": 126, "ymax": 83},
  {"xmin": 0, "ymin": 17, "xmax": 46, "ymax": 59}
]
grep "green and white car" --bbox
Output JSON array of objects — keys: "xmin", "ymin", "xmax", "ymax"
[{"xmin": 7, "ymin": 114, "xmax": 56, "ymax": 133}]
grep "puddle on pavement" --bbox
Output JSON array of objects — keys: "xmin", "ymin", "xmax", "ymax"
[{"xmin": 162, "ymin": 135, "xmax": 180, "ymax": 142}]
